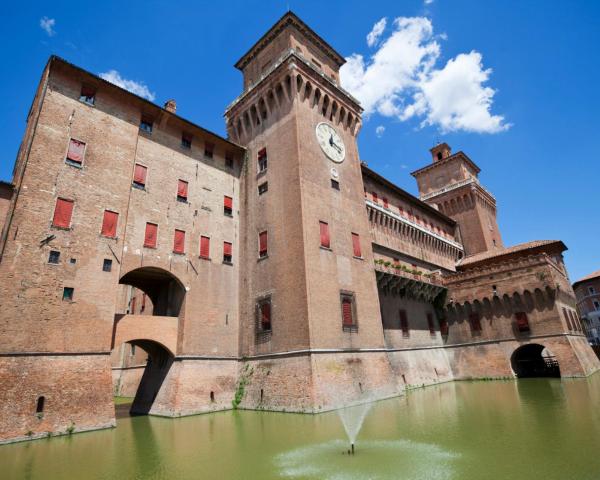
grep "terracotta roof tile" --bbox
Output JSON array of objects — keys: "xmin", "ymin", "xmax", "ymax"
[
  {"xmin": 573, "ymin": 269, "xmax": 600, "ymax": 286},
  {"xmin": 458, "ymin": 240, "xmax": 565, "ymax": 268}
]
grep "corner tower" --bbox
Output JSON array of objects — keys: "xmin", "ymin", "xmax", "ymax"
[
  {"xmin": 411, "ymin": 143, "xmax": 502, "ymax": 256},
  {"xmin": 225, "ymin": 12, "xmax": 398, "ymax": 410}
]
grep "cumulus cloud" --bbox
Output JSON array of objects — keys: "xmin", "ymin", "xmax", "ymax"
[
  {"xmin": 340, "ymin": 17, "xmax": 509, "ymax": 134},
  {"xmin": 99, "ymin": 70, "xmax": 156, "ymax": 101},
  {"xmin": 375, "ymin": 125, "xmax": 385, "ymax": 137},
  {"xmin": 367, "ymin": 18, "xmax": 387, "ymax": 47},
  {"xmin": 40, "ymin": 17, "xmax": 56, "ymax": 37}
]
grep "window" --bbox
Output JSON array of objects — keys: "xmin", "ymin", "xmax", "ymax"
[
  {"xmin": 140, "ymin": 116, "xmax": 153, "ymax": 133},
  {"xmin": 372, "ymin": 192, "xmax": 379, "ymax": 204},
  {"xmin": 427, "ymin": 313, "xmax": 435, "ymax": 334},
  {"xmin": 181, "ymin": 134, "xmax": 192, "ymax": 149},
  {"xmin": 101, "ymin": 210, "xmax": 118, "ymax": 238},
  {"xmin": 341, "ymin": 293, "xmax": 357, "ymax": 331},
  {"xmin": 383, "ymin": 197, "xmax": 389, "ymax": 209},
  {"xmin": 48, "ymin": 250, "xmax": 60, "ymax": 264},
  {"xmin": 258, "ymin": 182, "xmax": 268, "ymax": 195},
  {"xmin": 224, "ymin": 196, "xmax": 233, "ymax": 216},
  {"xmin": 331, "ymin": 179, "xmax": 340, "ymax": 190},
  {"xmin": 225, "ymin": 152, "xmax": 234, "ymax": 168},
  {"xmin": 173, "ymin": 229, "xmax": 185, "ymax": 254},
  {"xmin": 177, "ymin": 180, "xmax": 188, "ymax": 202},
  {"xmin": 469, "ymin": 313, "xmax": 482, "ymax": 332},
  {"xmin": 439, "ymin": 317, "xmax": 449, "ymax": 336},
  {"xmin": 79, "ymin": 86, "xmax": 95, "ymax": 105},
  {"xmin": 103, "ymin": 259, "xmax": 113, "ymax": 272},
  {"xmin": 563, "ymin": 307, "xmax": 573, "ymax": 330},
  {"xmin": 52, "ymin": 198, "xmax": 74, "ymax": 228},
  {"xmin": 63, "ymin": 287, "xmax": 74, "ymax": 301},
  {"xmin": 594, "ymin": 300, "xmax": 600, "ymax": 311},
  {"xmin": 257, "ymin": 298, "xmax": 272, "ymax": 333},
  {"xmin": 204, "ymin": 142, "xmax": 214, "ymax": 158},
  {"xmin": 259, "ymin": 231, "xmax": 268, "ymax": 258},
  {"xmin": 200, "ymin": 236, "xmax": 210, "ymax": 259},
  {"xmin": 515, "ymin": 312, "xmax": 530, "ymax": 332},
  {"xmin": 589, "ymin": 286, "xmax": 596, "ymax": 295},
  {"xmin": 133, "ymin": 164, "xmax": 147, "ymax": 189},
  {"xmin": 36, "ymin": 396, "xmax": 45, "ymax": 415},
  {"xmin": 223, "ymin": 242, "xmax": 232, "ymax": 264},
  {"xmin": 319, "ymin": 221, "xmax": 330, "ymax": 249},
  {"xmin": 66, "ymin": 139, "xmax": 85, "ymax": 166},
  {"xmin": 399, "ymin": 310, "xmax": 409, "ymax": 337},
  {"xmin": 144, "ymin": 223, "xmax": 158, "ymax": 248},
  {"xmin": 352, "ymin": 233, "xmax": 361, "ymax": 258},
  {"xmin": 258, "ymin": 148, "xmax": 267, "ymax": 172}
]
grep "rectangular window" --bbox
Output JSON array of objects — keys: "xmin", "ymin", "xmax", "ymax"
[
  {"xmin": 258, "ymin": 148, "xmax": 267, "ymax": 172},
  {"xmin": 63, "ymin": 287, "xmax": 74, "ymax": 301},
  {"xmin": 589, "ymin": 287, "xmax": 596, "ymax": 295},
  {"xmin": 469, "ymin": 313, "xmax": 482, "ymax": 332},
  {"xmin": 372, "ymin": 192, "xmax": 379, "ymax": 204},
  {"xmin": 79, "ymin": 86, "xmax": 95, "ymax": 105},
  {"xmin": 258, "ymin": 182, "xmax": 268, "ymax": 195},
  {"xmin": 173, "ymin": 229, "xmax": 185, "ymax": 254},
  {"xmin": 259, "ymin": 231, "xmax": 268, "ymax": 258},
  {"xmin": 341, "ymin": 293, "xmax": 357, "ymax": 331},
  {"xmin": 515, "ymin": 312, "xmax": 530, "ymax": 332},
  {"xmin": 225, "ymin": 152, "xmax": 234, "ymax": 168},
  {"xmin": 204, "ymin": 142, "xmax": 214, "ymax": 158},
  {"xmin": 319, "ymin": 221, "xmax": 330, "ymax": 249},
  {"xmin": 144, "ymin": 222, "xmax": 158, "ymax": 248},
  {"xmin": 181, "ymin": 134, "xmax": 192, "ymax": 149},
  {"xmin": 140, "ymin": 116, "xmax": 153, "ymax": 133},
  {"xmin": 594, "ymin": 300, "xmax": 600, "ymax": 311},
  {"xmin": 200, "ymin": 236, "xmax": 210, "ymax": 259},
  {"xmin": 224, "ymin": 195, "xmax": 233, "ymax": 216},
  {"xmin": 133, "ymin": 164, "xmax": 147, "ymax": 188},
  {"xmin": 352, "ymin": 232, "xmax": 361, "ymax": 258},
  {"xmin": 399, "ymin": 310, "xmax": 409, "ymax": 337},
  {"xmin": 52, "ymin": 198, "xmax": 74, "ymax": 228},
  {"xmin": 103, "ymin": 259, "xmax": 112, "ymax": 272},
  {"xmin": 563, "ymin": 307, "xmax": 573, "ymax": 330},
  {"xmin": 177, "ymin": 180, "xmax": 188, "ymax": 202},
  {"xmin": 48, "ymin": 250, "xmax": 60, "ymax": 264},
  {"xmin": 427, "ymin": 313, "xmax": 435, "ymax": 335},
  {"xmin": 383, "ymin": 197, "xmax": 389, "ymax": 209},
  {"xmin": 101, "ymin": 210, "xmax": 118, "ymax": 238},
  {"xmin": 257, "ymin": 298, "xmax": 272, "ymax": 333},
  {"xmin": 66, "ymin": 139, "xmax": 85, "ymax": 166},
  {"xmin": 439, "ymin": 317, "xmax": 449, "ymax": 336},
  {"xmin": 331, "ymin": 179, "xmax": 340, "ymax": 190},
  {"xmin": 223, "ymin": 241, "xmax": 232, "ymax": 264}
]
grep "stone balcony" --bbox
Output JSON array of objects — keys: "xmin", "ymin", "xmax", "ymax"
[{"xmin": 374, "ymin": 262, "xmax": 446, "ymax": 303}]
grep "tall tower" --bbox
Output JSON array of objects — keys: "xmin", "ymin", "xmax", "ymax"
[
  {"xmin": 225, "ymin": 12, "xmax": 397, "ymax": 410},
  {"xmin": 411, "ymin": 143, "xmax": 502, "ymax": 257}
]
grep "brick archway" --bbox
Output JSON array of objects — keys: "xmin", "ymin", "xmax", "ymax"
[{"xmin": 511, "ymin": 343, "xmax": 561, "ymax": 378}]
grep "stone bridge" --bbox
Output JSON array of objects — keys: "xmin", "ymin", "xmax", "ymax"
[{"xmin": 112, "ymin": 314, "xmax": 179, "ymax": 356}]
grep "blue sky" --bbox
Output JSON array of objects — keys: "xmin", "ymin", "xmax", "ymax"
[{"xmin": 1, "ymin": 1, "xmax": 599, "ymax": 281}]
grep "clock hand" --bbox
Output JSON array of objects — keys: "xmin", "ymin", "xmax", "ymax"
[{"xmin": 329, "ymin": 134, "xmax": 342, "ymax": 153}]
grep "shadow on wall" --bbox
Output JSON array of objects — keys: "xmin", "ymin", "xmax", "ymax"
[
  {"xmin": 120, "ymin": 267, "xmax": 186, "ymax": 317},
  {"xmin": 511, "ymin": 343, "xmax": 561, "ymax": 378}
]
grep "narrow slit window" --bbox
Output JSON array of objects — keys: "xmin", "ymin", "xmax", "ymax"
[
  {"xmin": 259, "ymin": 231, "xmax": 268, "ymax": 258},
  {"xmin": 258, "ymin": 148, "xmax": 267, "ymax": 172},
  {"xmin": 66, "ymin": 139, "xmax": 85, "ymax": 166},
  {"xmin": 36, "ymin": 396, "xmax": 45, "ymax": 414},
  {"xmin": 331, "ymin": 179, "xmax": 340, "ymax": 190},
  {"xmin": 52, "ymin": 198, "xmax": 74, "ymax": 228},
  {"xmin": 223, "ymin": 241, "xmax": 232, "ymax": 264},
  {"xmin": 101, "ymin": 210, "xmax": 118, "ymax": 238},
  {"xmin": 200, "ymin": 236, "xmax": 210, "ymax": 259},
  {"xmin": 144, "ymin": 222, "xmax": 158, "ymax": 248},
  {"xmin": 173, "ymin": 229, "xmax": 186, "ymax": 254}
]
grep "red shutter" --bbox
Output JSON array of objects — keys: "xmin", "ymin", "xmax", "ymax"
[
  {"xmin": 352, "ymin": 233, "xmax": 361, "ymax": 257},
  {"xmin": 516, "ymin": 312, "xmax": 529, "ymax": 332},
  {"xmin": 400, "ymin": 310, "xmax": 409, "ymax": 334},
  {"xmin": 258, "ymin": 148, "xmax": 267, "ymax": 159},
  {"xmin": 223, "ymin": 241, "xmax": 232, "ymax": 256},
  {"xmin": 134, "ymin": 164, "xmax": 147, "ymax": 185},
  {"xmin": 144, "ymin": 223, "xmax": 158, "ymax": 248},
  {"xmin": 383, "ymin": 197, "xmax": 389, "ymax": 209},
  {"xmin": 259, "ymin": 231, "xmax": 268, "ymax": 256},
  {"xmin": 372, "ymin": 192, "xmax": 378, "ymax": 203},
  {"xmin": 101, "ymin": 210, "xmax": 118, "ymax": 237},
  {"xmin": 342, "ymin": 298, "xmax": 353, "ymax": 326},
  {"xmin": 67, "ymin": 139, "xmax": 85, "ymax": 163},
  {"xmin": 200, "ymin": 236, "xmax": 210, "ymax": 259},
  {"xmin": 319, "ymin": 221, "xmax": 330, "ymax": 248},
  {"xmin": 261, "ymin": 302, "xmax": 271, "ymax": 329},
  {"xmin": 173, "ymin": 229, "xmax": 185, "ymax": 254},
  {"xmin": 52, "ymin": 198, "xmax": 74, "ymax": 228},
  {"xmin": 439, "ymin": 318, "xmax": 449, "ymax": 336},
  {"xmin": 205, "ymin": 142, "xmax": 214, "ymax": 154},
  {"xmin": 224, "ymin": 196, "xmax": 233, "ymax": 209},
  {"xmin": 427, "ymin": 313, "xmax": 435, "ymax": 334},
  {"xmin": 469, "ymin": 313, "xmax": 481, "ymax": 332},
  {"xmin": 177, "ymin": 180, "xmax": 188, "ymax": 199}
]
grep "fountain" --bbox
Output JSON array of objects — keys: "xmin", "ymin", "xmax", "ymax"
[{"xmin": 337, "ymin": 401, "xmax": 372, "ymax": 455}]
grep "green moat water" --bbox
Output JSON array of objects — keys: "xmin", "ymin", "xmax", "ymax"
[{"xmin": 4, "ymin": 376, "xmax": 600, "ymax": 480}]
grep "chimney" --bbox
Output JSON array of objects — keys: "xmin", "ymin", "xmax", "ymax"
[
  {"xmin": 164, "ymin": 99, "xmax": 177, "ymax": 113},
  {"xmin": 430, "ymin": 143, "xmax": 451, "ymax": 162}
]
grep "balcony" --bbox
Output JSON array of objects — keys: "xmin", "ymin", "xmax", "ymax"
[{"xmin": 374, "ymin": 262, "xmax": 446, "ymax": 302}]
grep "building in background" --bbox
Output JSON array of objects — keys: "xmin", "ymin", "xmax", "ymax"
[{"xmin": 574, "ymin": 270, "xmax": 600, "ymax": 345}]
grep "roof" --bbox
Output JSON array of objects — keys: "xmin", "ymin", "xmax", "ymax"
[
  {"xmin": 457, "ymin": 240, "xmax": 566, "ymax": 270},
  {"xmin": 234, "ymin": 12, "xmax": 346, "ymax": 70},
  {"xmin": 48, "ymin": 56, "xmax": 244, "ymax": 152},
  {"xmin": 573, "ymin": 269, "xmax": 600, "ymax": 288},
  {"xmin": 410, "ymin": 151, "xmax": 481, "ymax": 177},
  {"xmin": 361, "ymin": 164, "xmax": 456, "ymax": 226}
]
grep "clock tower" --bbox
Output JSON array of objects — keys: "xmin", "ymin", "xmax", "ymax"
[{"xmin": 225, "ymin": 12, "xmax": 397, "ymax": 411}]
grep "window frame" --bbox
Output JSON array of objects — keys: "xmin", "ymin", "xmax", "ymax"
[
  {"xmin": 133, "ymin": 163, "xmax": 148, "ymax": 189},
  {"xmin": 223, "ymin": 241, "xmax": 233, "ymax": 264},
  {"xmin": 102, "ymin": 258, "xmax": 113, "ymax": 272},
  {"xmin": 65, "ymin": 138, "xmax": 86, "ymax": 168},
  {"xmin": 48, "ymin": 250, "xmax": 60, "ymax": 264},
  {"xmin": 258, "ymin": 231, "xmax": 268, "ymax": 259},
  {"xmin": 200, "ymin": 235, "xmax": 211, "ymax": 260},
  {"xmin": 52, "ymin": 198, "xmax": 74, "ymax": 229},
  {"xmin": 256, "ymin": 295, "xmax": 273, "ymax": 342},
  {"xmin": 224, "ymin": 195, "xmax": 233, "ymax": 216},
  {"xmin": 79, "ymin": 85, "xmax": 96, "ymax": 106},
  {"xmin": 139, "ymin": 116, "xmax": 153, "ymax": 134},
  {"xmin": 340, "ymin": 291, "xmax": 358, "ymax": 332},
  {"xmin": 177, "ymin": 179, "xmax": 189, "ymax": 202},
  {"xmin": 100, "ymin": 210, "xmax": 119, "ymax": 238},
  {"xmin": 143, "ymin": 222, "xmax": 159, "ymax": 249},
  {"xmin": 257, "ymin": 148, "xmax": 267, "ymax": 173},
  {"xmin": 258, "ymin": 182, "xmax": 268, "ymax": 195},
  {"xmin": 319, "ymin": 221, "xmax": 330, "ymax": 249},
  {"xmin": 351, "ymin": 232, "xmax": 362, "ymax": 258},
  {"xmin": 181, "ymin": 133, "xmax": 192, "ymax": 149},
  {"xmin": 173, "ymin": 229, "xmax": 186, "ymax": 255}
]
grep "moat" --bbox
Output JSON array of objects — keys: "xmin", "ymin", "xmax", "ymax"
[{"xmin": 3, "ymin": 376, "xmax": 600, "ymax": 480}]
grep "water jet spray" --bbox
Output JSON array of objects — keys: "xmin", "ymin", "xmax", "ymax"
[{"xmin": 351, "ymin": 443, "xmax": 355, "ymax": 455}]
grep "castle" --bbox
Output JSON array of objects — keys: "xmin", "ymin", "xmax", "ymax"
[{"xmin": 0, "ymin": 12, "xmax": 597, "ymax": 444}]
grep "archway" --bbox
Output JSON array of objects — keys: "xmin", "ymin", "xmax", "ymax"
[
  {"xmin": 119, "ymin": 267, "xmax": 186, "ymax": 316},
  {"xmin": 511, "ymin": 344, "xmax": 561, "ymax": 378}
]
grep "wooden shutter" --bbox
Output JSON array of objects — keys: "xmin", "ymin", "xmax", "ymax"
[
  {"xmin": 173, "ymin": 229, "xmax": 185, "ymax": 254},
  {"xmin": 223, "ymin": 241, "xmax": 232, "ymax": 256},
  {"xmin": 352, "ymin": 233, "xmax": 361, "ymax": 257},
  {"xmin": 200, "ymin": 236, "xmax": 210, "ymax": 259},
  {"xmin": 372, "ymin": 192, "xmax": 378, "ymax": 203},
  {"xmin": 101, "ymin": 210, "xmax": 118, "ymax": 237},
  {"xmin": 259, "ymin": 231, "xmax": 268, "ymax": 256},
  {"xmin": 224, "ymin": 196, "xmax": 233, "ymax": 209},
  {"xmin": 177, "ymin": 180, "xmax": 188, "ymax": 199},
  {"xmin": 342, "ymin": 298, "xmax": 353, "ymax": 326},
  {"xmin": 427, "ymin": 313, "xmax": 435, "ymax": 334},
  {"xmin": 383, "ymin": 197, "xmax": 389, "ymax": 208},
  {"xmin": 469, "ymin": 313, "xmax": 481, "ymax": 331},
  {"xmin": 319, "ymin": 221, "xmax": 330, "ymax": 248},
  {"xmin": 144, "ymin": 223, "xmax": 158, "ymax": 248},
  {"xmin": 52, "ymin": 198, "xmax": 74, "ymax": 228},
  {"xmin": 67, "ymin": 139, "xmax": 85, "ymax": 164},
  {"xmin": 134, "ymin": 164, "xmax": 147, "ymax": 185},
  {"xmin": 399, "ymin": 310, "xmax": 409, "ymax": 334},
  {"xmin": 261, "ymin": 302, "xmax": 271, "ymax": 329},
  {"xmin": 439, "ymin": 318, "xmax": 449, "ymax": 336},
  {"xmin": 515, "ymin": 312, "xmax": 529, "ymax": 332}
]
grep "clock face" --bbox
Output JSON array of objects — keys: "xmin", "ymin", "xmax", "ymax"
[{"xmin": 316, "ymin": 122, "xmax": 345, "ymax": 163}]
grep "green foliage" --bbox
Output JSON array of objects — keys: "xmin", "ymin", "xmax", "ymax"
[
  {"xmin": 232, "ymin": 364, "xmax": 253, "ymax": 409},
  {"xmin": 66, "ymin": 423, "xmax": 75, "ymax": 435}
]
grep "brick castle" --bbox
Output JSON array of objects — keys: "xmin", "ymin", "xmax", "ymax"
[{"xmin": 0, "ymin": 12, "xmax": 598, "ymax": 444}]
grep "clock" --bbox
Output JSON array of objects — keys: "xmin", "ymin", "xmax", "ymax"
[{"xmin": 316, "ymin": 122, "xmax": 345, "ymax": 163}]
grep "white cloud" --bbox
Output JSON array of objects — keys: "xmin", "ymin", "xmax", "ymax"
[
  {"xmin": 424, "ymin": 0, "xmax": 434, "ymax": 5},
  {"xmin": 99, "ymin": 70, "xmax": 156, "ymax": 101},
  {"xmin": 40, "ymin": 17, "xmax": 56, "ymax": 37},
  {"xmin": 340, "ymin": 16, "xmax": 509, "ymax": 134},
  {"xmin": 367, "ymin": 18, "xmax": 387, "ymax": 47},
  {"xmin": 375, "ymin": 125, "xmax": 385, "ymax": 137}
]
